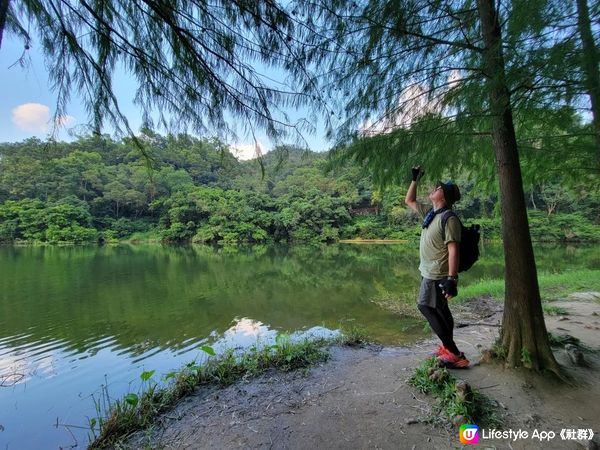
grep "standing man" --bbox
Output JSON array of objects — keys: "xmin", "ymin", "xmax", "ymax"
[{"xmin": 405, "ymin": 166, "xmax": 469, "ymax": 368}]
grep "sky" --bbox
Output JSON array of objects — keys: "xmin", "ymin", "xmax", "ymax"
[
  {"xmin": 1, "ymin": 38, "xmax": 82, "ymax": 142},
  {"xmin": 0, "ymin": 35, "xmax": 330, "ymax": 160}
]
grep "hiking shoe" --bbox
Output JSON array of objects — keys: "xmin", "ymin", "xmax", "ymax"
[
  {"xmin": 439, "ymin": 351, "xmax": 470, "ymax": 369},
  {"xmin": 430, "ymin": 345, "xmax": 447, "ymax": 357},
  {"xmin": 437, "ymin": 346, "xmax": 454, "ymax": 359}
]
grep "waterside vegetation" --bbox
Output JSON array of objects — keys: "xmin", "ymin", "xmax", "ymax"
[
  {"xmin": 87, "ymin": 331, "xmax": 365, "ymax": 449},
  {"xmin": 1, "ymin": 135, "xmax": 598, "ymax": 246}
]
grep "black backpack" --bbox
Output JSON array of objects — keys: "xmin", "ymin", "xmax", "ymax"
[{"xmin": 441, "ymin": 210, "xmax": 481, "ymax": 272}]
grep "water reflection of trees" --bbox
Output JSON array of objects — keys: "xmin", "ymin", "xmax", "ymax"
[{"xmin": 0, "ymin": 244, "xmax": 597, "ymax": 357}]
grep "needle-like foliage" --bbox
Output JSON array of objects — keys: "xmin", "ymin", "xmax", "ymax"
[{"xmin": 3, "ymin": 0, "xmax": 327, "ymax": 144}]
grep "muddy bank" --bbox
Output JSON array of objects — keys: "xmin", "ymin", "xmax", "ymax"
[{"xmin": 126, "ymin": 295, "xmax": 600, "ymax": 450}]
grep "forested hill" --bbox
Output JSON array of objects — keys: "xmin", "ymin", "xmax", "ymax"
[{"xmin": 0, "ymin": 134, "xmax": 598, "ymax": 244}]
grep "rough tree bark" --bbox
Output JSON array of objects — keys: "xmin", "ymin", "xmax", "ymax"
[
  {"xmin": 477, "ymin": 0, "xmax": 561, "ymax": 373},
  {"xmin": 575, "ymin": 0, "xmax": 600, "ymax": 161}
]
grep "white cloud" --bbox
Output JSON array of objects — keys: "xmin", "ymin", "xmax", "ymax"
[
  {"xmin": 55, "ymin": 114, "xmax": 76, "ymax": 127},
  {"xmin": 231, "ymin": 141, "xmax": 269, "ymax": 160},
  {"xmin": 12, "ymin": 103, "xmax": 50, "ymax": 132},
  {"xmin": 12, "ymin": 103, "xmax": 76, "ymax": 134}
]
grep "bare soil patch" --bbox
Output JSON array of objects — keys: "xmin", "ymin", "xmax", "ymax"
[{"xmin": 126, "ymin": 295, "xmax": 600, "ymax": 450}]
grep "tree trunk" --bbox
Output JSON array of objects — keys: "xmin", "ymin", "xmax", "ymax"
[
  {"xmin": 477, "ymin": 0, "xmax": 560, "ymax": 373},
  {"xmin": 530, "ymin": 191, "xmax": 537, "ymax": 210},
  {"xmin": 575, "ymin": 0, "xmax": 600, "ymax": 162},
  {"xmin": 0, "ymin": 0, "xmax": 10, "ymax": 49}
]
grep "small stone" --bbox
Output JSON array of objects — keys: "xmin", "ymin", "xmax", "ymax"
[
  {"xmin": 455, "ymin": 380, "xmax": 472, "ymax": 403},
  {"xmin": 405, "ymin": 418, "xmax": 419, "ymax": 425},
  {"xmin": 524, "ymin": 414, "xmax": 541, "ymax": 426},
  {"xmin": 479, "ymin": 349, "xmax": 495, "ymax": 364},
  {"xmin": 452, "ymin": 415, "xmax": 468, "ymax": 427},
  {"xmin": 429, "ymin": 369, "xmax": 446, "ymax": 383}
]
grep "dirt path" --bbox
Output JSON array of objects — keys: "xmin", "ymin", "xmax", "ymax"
[{"xmin": 127, "ymin": 295, "xmax": 600, "ymax": 450}]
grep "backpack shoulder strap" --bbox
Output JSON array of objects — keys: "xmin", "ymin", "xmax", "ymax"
[{"xmin": 441, "ymin": 210, "xmax": 458, "ymax": 241}]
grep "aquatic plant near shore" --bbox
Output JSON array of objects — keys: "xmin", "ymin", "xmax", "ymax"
[{"xmin": 87, "ymin": 335, "xmax": 335, "ymax": 449}]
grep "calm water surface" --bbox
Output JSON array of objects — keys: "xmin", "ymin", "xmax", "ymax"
[{"xmin": 0, "ymin": 243, "xmax": 598, "ymax": 449}]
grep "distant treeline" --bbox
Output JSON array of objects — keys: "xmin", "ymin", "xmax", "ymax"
[{"xmin": 0, "ymin": 133, "xmax": 598, "ymax": 244}]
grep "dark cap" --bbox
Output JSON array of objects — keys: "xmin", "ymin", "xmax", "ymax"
[{"xmin": 438, "ymin": 181, "xmax": 461, "ymax": 206}]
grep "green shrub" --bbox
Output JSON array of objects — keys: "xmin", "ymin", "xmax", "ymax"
[
  {"xmin": 528, "ymin": 211, "xmax": 600, "ymax": 242},
  {"xmin": 105, "ymin": 218, "xmax": 152, "ymax": 239},
  {"xmin": 0, "ymin": 197, "xmax": 98, "ymax": 243},
  {"xmin": 289, "ymin": 226, "xmax": 316, "ymax": 242},
  {"xmin": 160, "ymin": 221, "xmax": 196, "ymax": 242},
  {"xmin": 192, "ymin": 224, "xmax": 217, "ymax": 243},
  {"xmin": 46, "ymin": 223, "xmax": 98, "ymax": 243}
]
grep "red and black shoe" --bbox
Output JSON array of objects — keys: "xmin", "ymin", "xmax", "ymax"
[
  {"xmin": 438, "ymin": 348, "xmax": 470, "ymax": 369},
  {"xmin": 430, "ymin": 345, "xmax": 447, "ymax": 357}
]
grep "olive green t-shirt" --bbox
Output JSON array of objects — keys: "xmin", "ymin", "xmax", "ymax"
[{"xmin": 416, "ymin": 203, "xmax": 461, "ymax": 280}]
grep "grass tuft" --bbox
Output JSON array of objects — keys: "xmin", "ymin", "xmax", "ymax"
[
  {"xmin": 542, "ymin": 304, "xmax": 568, "ymax": 315},
  {"xmin": 491, "ymin": 339, "xmax": 507, "ymax": 360},
  {"xmin": 336, "ymin": 324, "xmax": 370, "ymax": 346},
  {"xmin": 408, "ymin": 357, "xmax": 502, "ymax": 428}
]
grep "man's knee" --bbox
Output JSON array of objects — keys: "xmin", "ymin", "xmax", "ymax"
[{"xmin": 418, "ymin": 303, "xmax": 431, "ymax": 317}]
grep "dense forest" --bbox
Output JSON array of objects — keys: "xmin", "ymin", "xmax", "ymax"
[{"xmin": 0, "ymin": 132, "xmax": 598, "ymax": 245}]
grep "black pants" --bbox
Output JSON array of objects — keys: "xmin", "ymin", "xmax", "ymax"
[{"xmin": 418, "ymin": 285, "xmax": 460, "ymax": 355}]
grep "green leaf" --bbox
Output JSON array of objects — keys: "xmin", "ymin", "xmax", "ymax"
[
  {"xmin": 186, "ymin": 361, "xmax": 197, "ymax": 368},
  {"xmin": 140, "ymin": 370, "xmax": 155, "ymax": 382},
  {"xmin": 124, "ymin": 393, "xmax": 139, "ymax": 406},
  {"xmin": 275, "ymin": 333, "xmax": 289, "ymax": 345},
  {"xmin": 200, "ymin": 345, "xmax": 216, "ymax": 356},
  {"xmin": 163, "ymin": 371, "xmax": 177, "ymax": 381}
]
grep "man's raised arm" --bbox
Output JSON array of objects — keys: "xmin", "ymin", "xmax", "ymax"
[{"xmin": 405, "ymin": 166, "xmax": 423, "ymax": 212}]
